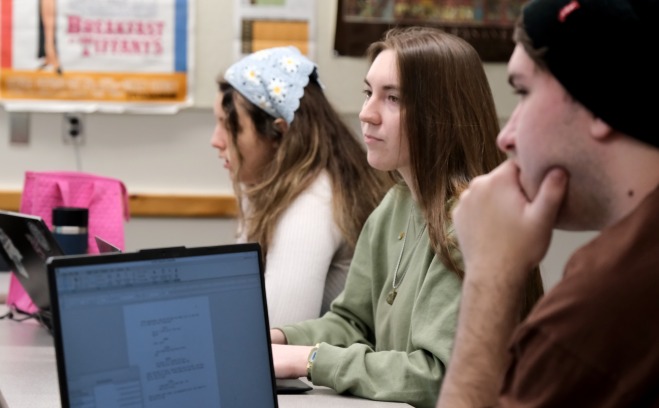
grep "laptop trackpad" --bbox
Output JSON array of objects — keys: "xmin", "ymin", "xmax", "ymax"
[{"xmin": 276, "ymin": 378, "xmax": 312, "ymax": 394}]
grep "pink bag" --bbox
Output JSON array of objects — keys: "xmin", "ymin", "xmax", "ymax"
[{"xmin": 6, "ymin": 171, "xmax": 130, "ymax": 314}]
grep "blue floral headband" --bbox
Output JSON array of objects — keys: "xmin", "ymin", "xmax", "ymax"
[{"xmin": 224, "ymin": 46, "xmax": 317, "ymax": 125}]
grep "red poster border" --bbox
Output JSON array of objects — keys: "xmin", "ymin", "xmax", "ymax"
[{"xmin": 1, "ymin": 0, "xmax": 12, "ymax": 68}]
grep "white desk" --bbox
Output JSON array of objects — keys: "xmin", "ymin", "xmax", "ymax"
[
  {"xmin": 0, "ymin": 305, "xmax": 410, "ymax": 408},
  {"xmin": 0, "ymin": 317, "xmax": 58, "ymax": 408}
]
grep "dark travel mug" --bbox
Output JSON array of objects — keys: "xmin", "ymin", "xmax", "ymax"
[{"xmin": 52, "ymin": 207, "xmax": 88, "ymax": 255}]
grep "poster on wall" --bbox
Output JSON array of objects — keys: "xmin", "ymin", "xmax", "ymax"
[
  {"xmin": 0, "ymin": 0, "xmax": 194, "ymax": 113},
  {"xmin": 234, "ymin": 0, "xmax": 315, "ymax": 60},
  {"xmin": 334, "ymin": 0, "xmax": 524, "ymax": 61}
]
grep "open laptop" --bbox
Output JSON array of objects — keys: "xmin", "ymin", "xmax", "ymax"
[
  {"xmin": 0, "ymin": 210, "xmax": 125, "ymax": 332},
  {"xmin": 47, "ymin": 243, "xmax": 310, "ymax": 407},
  {"xmin": 0, "ymin": 209, "xmax": 64, "ymax": 329}
]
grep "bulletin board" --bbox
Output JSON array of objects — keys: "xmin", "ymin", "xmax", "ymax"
[{"xmin": 334, "ymin": 0, "xmax": 524, "ymax": 61}]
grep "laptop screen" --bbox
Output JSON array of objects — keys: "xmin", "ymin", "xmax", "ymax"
[
  {"xmin": 0, "ymin": 210, "xmax": 64, "ymax": 312},
  {"xmin": 48, "ymin": 244, "xmax": 278, "ymax": 408}
]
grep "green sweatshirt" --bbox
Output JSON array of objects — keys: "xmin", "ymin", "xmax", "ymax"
[{"xmin": 279, "ymin": 185, "xmax": 462, "ymax": 408}]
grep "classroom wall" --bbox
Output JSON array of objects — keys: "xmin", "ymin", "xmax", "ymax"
[{"xmin": 0, "ymin": 0, "xmax": 594, "ymax": 290}]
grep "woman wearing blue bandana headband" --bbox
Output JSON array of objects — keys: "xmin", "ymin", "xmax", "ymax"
[{"xmin": 211, "ymin": 46, "xmax": 391, "ymax": 327}]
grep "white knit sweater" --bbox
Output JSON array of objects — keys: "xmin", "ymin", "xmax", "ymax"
[{"xmin": 238, "ymin": 172, "xmax": 351, "ymax": 327}]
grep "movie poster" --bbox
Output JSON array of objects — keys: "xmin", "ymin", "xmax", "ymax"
[{"xmin": 0, "ymin": 0, "xmax": 193, "ymax": 112}]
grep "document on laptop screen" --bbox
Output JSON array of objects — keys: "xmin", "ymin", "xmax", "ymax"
[{"xmin": 49, "ymin": 246, "xmax": 278, "ymax": 408}]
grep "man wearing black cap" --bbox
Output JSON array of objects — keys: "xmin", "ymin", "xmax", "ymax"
[{"xmin": 436, "ymin": 0, "xmax": 659, "ymax": 406}]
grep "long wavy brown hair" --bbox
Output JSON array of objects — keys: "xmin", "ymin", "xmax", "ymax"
[
  {"xmin": 218, "ymin": 76, "xmax": 391, "ymax": 263},
  {"xmin": 368, "ymin": 27, "xmax": 544, "ymax": 318}
]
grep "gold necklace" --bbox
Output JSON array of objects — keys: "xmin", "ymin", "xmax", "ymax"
[{"xmin": 386, "ymin": 209, "xmax": 427, "ymax": 305}]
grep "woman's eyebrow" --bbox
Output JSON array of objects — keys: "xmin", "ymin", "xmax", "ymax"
[{"xmin": 363, "ymin": 78, "xmax": 399, "ymax": 91}]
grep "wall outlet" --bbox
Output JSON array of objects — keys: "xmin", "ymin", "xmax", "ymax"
[
  {"xmin": 63, "ymin": 113, "xmax": 85, "ymax": 145},
  {"xmin": 9, "ymin": 112, "xmax": 30, "ymax": 145}
]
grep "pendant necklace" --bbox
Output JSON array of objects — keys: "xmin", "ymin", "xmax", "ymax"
[{"xmin": 386, "ymin": 209, "xmax": 427, "ymax": 305}]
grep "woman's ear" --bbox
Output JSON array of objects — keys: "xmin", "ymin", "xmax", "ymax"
[
  {"xmin": 590, "ymin": 117, "xmax": 613, "ymax": 141},
  {"xmin": 273, "ymin": 118, "xmax": 289, "ymax": 135},
  {"xmin": 271, "ymin": 118, "xmax": 289, "ymax": 149}
]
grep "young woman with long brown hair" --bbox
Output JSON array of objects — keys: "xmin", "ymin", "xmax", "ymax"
[{"xmin": 269, "ymin": 27, "xmax": 544, "ymax": 407}]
